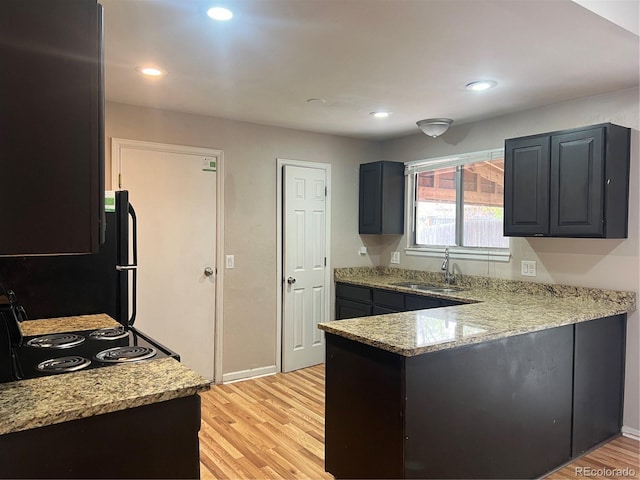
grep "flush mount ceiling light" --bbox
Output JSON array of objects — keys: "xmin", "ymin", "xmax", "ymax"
[
  {"xmin": 416, "ymin": 118, "xmax": 453, "ymax": 137},
  {"xmin": 466, "ymin": 80, "xmax": 497, "ymax": 91},
  {"xmin": 370, "ymin": 111, "xmax": 391, "ymax": 118},
  {"xmin": 207, "ymin": 6, "xmax": 233, "ymax": 21},
  {"xmin": 136, "ymin": 66, "xmax": 166, "ymax": 77}
]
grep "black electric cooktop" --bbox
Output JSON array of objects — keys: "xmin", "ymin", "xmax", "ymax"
[{"xmin": 14, "ymin": 326, "xmax": 179, "ymax": 380}]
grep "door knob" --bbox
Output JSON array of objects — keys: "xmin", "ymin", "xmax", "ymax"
[
  {"xmin": 287, "ymin": 276, "xmax": 296, "ymax": 285},
  {"xmin": 204, "ymin": 267, "xmax": 214, "ymax": 277}
]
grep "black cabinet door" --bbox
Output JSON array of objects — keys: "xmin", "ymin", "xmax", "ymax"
[
  {"xmin": 405, "ymin": 295, "xmax": 442, "ymax": 310},
  {"xmin": 336, "ymin": 298, "xmax": 372, "ymax": 320},
  {"xmin": 359, "ymin": 161, "xmax": 404, "ymax": 234},
  {"xmin": 572, "ymin": 315, "xmax": 625, "ymax": 457},
  {"xmin": 0, "ymin": 0, "xmax": 104, "ymax": 255},
  {"xmin": 372, "ymin": 288, "xmax": 405, "ymax": 310},
  {"xmin": 359, "ymin": 162, "xmax": 383, "ymax": 234},
  {"xmin": 336, "ymin": 282, "xmax": 371, "ymax": 303},
  {"xmin": 504, "ymin": 135, "xmax": 550, "ymax": 236},
  {"xmin": 550, "ymin": 127, "xmax": 605, "ymax": 237}
]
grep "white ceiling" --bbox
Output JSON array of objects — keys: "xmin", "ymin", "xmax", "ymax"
[{"xmin": 101, "ymin": 0, "xmax": 640, "ymax": 140}]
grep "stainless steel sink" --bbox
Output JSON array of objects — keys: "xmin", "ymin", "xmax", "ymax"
[
  {"xmin": 391, "ymin": 282, "xmax": 465, "ymax": 294},
  {"xmin": 391, "ymin": 281, "xmax": 440, "ymax": 290},
  {"xmin": 423, "ymin": 286, "xmax": 465, "ymax": 293}
]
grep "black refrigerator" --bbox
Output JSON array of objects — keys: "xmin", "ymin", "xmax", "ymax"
[{"xmin": 0, "ymin": 191, "xmax": 137, "ymax": 326}]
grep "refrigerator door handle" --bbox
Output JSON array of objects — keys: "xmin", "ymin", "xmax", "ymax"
[
  {"xmin": 128, "ymin": 203, "xmax": 138, "ymax": 326},
  {"xmin": 115, "ymin": 265, "xmax": 137, "ymax": 271}
]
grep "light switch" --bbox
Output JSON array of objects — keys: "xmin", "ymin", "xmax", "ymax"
[
  {"xmin": 358, "ymin": 246, "xmax": 367, "ymax": 256},
  {"xmin": 521, "ymin": 260, "xmax": 536, "ymax": 277},
  {"xmin": 391, "ymin": 251, "xmax": 400, "ymax": 264},
  {"xmin": 225, "ymin": 255, "xmax": 235, "ymax": 269}
]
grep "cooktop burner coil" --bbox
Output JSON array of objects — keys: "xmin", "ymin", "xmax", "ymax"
[
  {"xmin": 95, "ymin": 346, "xmax": 157, "ymax": 363},
  {"xmin": 26, "ymin": 333, "xmax": 85, "ymax": 349},
  {"xmin": 89, "ymin": 326, "xmax": 128, "ymax": 340},
  {"xmin": 36, "ymin": 356, "xmax": 91, "ymax": 373}
]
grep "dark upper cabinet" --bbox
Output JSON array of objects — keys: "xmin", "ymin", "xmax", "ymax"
[
  {"xmin": 0, "ymin": 0, "xmax": 104, "ymax": 255},
  {"xmin": 359, "ymin": 161, "xmax": 405, "ymax": 235},
  {"xmin": 504, "ymin": 123, "xmax": 630, "ymax": 238},
  {"xmin": 504, "ymin": 136, "xmax": 550, "ymax": 235}
]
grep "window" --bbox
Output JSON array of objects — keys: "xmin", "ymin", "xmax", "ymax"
[{"xmin": 406, "ymin": 149, "xmax": 509, "ymax": 260}]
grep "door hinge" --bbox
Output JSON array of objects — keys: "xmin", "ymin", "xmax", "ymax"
[
  {"xmin": 325, "ymin": 186, "xmax": 327, "ymax": 197},
  {"xmin": 118, "ymin": 173, "xmax": 122, "ymax": 189},
  {"xmin": 324, "ymin": 257, "xmax": 327, "ymax": 267}
]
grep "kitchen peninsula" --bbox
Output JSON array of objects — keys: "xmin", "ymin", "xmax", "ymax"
[
  {"xmin": 0, "ymin": 314, "xmax": 210, "ymax": 479},
  {"xmin": 319, "ymin": 268, "xmax": 635, "ymax": 479}
]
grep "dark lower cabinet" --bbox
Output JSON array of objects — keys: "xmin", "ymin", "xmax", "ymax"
[
  {"xmin": 336, "ymin": 298, "xmax": 372, "ymax": 319},
  {"xmin": 335, "ymin": 283, "xmax": 372, "ymax": 319},
  {"xmin": 0, "ymin": 395, "xmax": 202, "ymax": 479},
  {"xmin": 573, "ymin": 315, "xmax": 625, "ymax": 456},
  {"xmin": 325, "ymin": 315, "xmax": 626, "ymax": 479},
  {"xmin": 325, "ymin": 335, "xmax": 404, "ymax": 479},
  {"xmin": 336, "ymin": 282, "xmax": 464, "ymax": 319}
]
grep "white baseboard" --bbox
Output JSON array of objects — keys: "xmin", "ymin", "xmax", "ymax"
[
  {"xmin": 221, "ymin": 365, "xmax": 277, "ymax": 384},
  {"xmin": 622, "ymin": 426, "xmax": 640, "ymax": 441}
]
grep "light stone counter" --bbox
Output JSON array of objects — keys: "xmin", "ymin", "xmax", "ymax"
[
  {"xmin": 1, "ymin": 314, "xmax": 210, "ymax": 435},
  {"xmin": 19, "ymin": 313, "xmax": 120, "ymax": 336},
  {"xmin": 318, "ymin": 267, "xmax": 636, "ymax": 357}
]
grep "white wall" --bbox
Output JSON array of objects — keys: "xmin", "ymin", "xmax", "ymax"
[
  {"xmin": 378, "ymin": 87, "xmax": 640, "ymax": 433},
  {"xmin": 105, "ymin": 102, "xmax": 378, "ymax": 376}
]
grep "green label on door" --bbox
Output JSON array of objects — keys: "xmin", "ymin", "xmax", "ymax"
[
  {"xmin": 105, "ymin": 191, "xmax": 116, "ymax": 212},
  {"xmin": 202, "ymin": 158, "xmax": 216, "ymax": 172}
]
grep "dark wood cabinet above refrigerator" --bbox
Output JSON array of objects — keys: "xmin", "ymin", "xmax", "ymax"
[
  {"xmin": 504, "ymin": 123, "xmax": 630, "ymax": 238},
  {"xmin": 0, "ymin": 0, "xmax": 105, "ymax": 255}
]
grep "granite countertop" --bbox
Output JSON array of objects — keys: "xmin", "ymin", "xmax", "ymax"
[
  {"xmin": 19, "ymin": 313, "xmax": 120, "ymax": 336},
  {"xmin": 1, "ymin": 314, "xmax": 211, "ymax": 435},
  {"xmin": 319, "ymin": 267, "xmax": 636, "ymax": 357}
]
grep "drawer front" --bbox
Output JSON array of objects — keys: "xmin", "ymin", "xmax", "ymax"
[
  {"xmin": 372, "ymin": 289, "xmax": 405, "ymax": 309},
  {"xmin": 441, "ymin": 299, "xmax": 464, "ymax": 307},
  {"xmin": 336, "ymin": 283, "xmax": 372, "ymax": 303},
  {"xmin": 336, "ymin": 298, "xmax": 372, "ymax": 320},
  {"xmin": 373, "ymin": 305, "xmax": 400, "ymax": 315},
  {"xmin": 405, "ymin": 295, "xmax": 442, "ymax": 310}
]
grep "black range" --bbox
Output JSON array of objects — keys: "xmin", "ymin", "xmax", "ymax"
[{"xmin": 15, "ymin": 325, "xmax": 179, "ymax": 380}]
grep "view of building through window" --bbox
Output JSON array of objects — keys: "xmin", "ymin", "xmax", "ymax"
[{"xmin": 414, "ymin": 158, "xmax": 508, "ymax": 248}]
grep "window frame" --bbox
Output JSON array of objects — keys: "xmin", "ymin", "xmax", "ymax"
[{"xmin": 405, "ymin": 148, "xmax": 511, "ymax": 262}]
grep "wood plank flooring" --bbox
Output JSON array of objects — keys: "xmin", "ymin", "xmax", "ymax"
[
  {"xmin": 546, "ymin": 435, "xmax": 639, "ymax": 480},
  {"xmin": 199, "ymin": 365, "xmax": 639, "ymax": 480}
]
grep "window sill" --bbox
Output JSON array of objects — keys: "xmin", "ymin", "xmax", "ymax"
[{"xmin": 405, "ymin": 246, "xmax": 511, "ymax": 263}]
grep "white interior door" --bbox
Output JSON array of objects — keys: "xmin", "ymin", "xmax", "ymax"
[
  {"xmin": 116, "ymin": 142, "xmax": 217, "ymax": 381},
  {"xmin": 282, "ymin": 164, "xmax": 327, "ymax": 372}
]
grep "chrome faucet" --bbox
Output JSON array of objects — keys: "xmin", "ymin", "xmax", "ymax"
[{"xmin": 441, "ymin": 247, "xmax": 455, "ymax": 285}]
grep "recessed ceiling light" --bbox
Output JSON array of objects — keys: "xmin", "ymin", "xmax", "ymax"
[
  {"xmin": 136, "ymin": 66, "xmax": 165, "ymax": 77},
  {"xmin": 370, "ymin": 111, "xmax": 391, "ymax": 118},
  {"xmin": 466, "ymin": 80, "xmax": 497, "ymax": 91},
  {"xmin": 207, "ymin": 6, "xmax": 233, "ymax": 21}
]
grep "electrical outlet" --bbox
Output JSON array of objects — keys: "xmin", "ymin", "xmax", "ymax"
[
  {"xmin": 391, "ymin": 251, "xmax": 400, "ymax": 264},
  {"xmin": 358, "ymin": 246, "xmax": 367, "ymax": 256},
  {"xmin": 521, "ymin": 260, "xmax": 536, "ymax": 277},
  {"xmin": 225, "ymin": 255, "xmax": 235, "ymax": 269}
]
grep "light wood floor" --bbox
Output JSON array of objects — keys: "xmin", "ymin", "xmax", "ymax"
[{"xmin": 199, "ymin": 365, "xmax": 639, "ymax": 480}]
